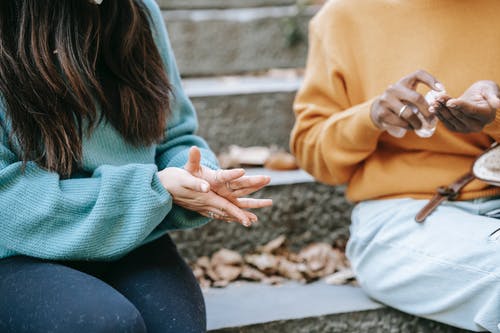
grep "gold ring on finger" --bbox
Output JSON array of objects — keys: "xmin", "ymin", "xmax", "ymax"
[{"xmin": 398, "ymin": 104, "xmax": 409, "ymax": 118}]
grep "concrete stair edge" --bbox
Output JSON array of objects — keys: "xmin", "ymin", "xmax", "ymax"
[
  {"xmin": 157, "ymin": 0, "xmax": 297, "ymax": 10},
  {"xmin": 205, "ymin": 281, "xmax": 382, "ymax": 331},
  {"xmin": 183, "ymin": 72, "xmax": 303, "ymax": 98},
  {"xmin": 205, "ymin": 281, "xmax": 474, "ymax": 333}
]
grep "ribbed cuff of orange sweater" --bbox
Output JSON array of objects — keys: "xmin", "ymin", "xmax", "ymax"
[
  {"xmin": 346, "ymin": 98, "xmax": 385, "ymax": 138},
  {"xmin": 483, "ymin": 108, "xmax": 500, "ymax": 141}
]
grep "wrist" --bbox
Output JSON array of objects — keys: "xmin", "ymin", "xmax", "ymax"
[{"xmin": 369, "ymin": 101, "xmax": 385, "ymax": 130}]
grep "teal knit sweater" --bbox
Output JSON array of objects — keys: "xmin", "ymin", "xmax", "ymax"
[{"xmin": 0, "ymin": 0, "xmax": 218, "ymax": 261}]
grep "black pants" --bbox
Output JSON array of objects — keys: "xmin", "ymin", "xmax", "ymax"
[{"xmin": 0, "ymin": 235, "xmax": 206, "ymax": 333}]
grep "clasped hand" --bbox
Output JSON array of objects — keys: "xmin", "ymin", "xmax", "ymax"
[
  {"xmin": 157, "ymin": 147, "xmax": 273, "ymax": 227},
  {"xmin": 371, "ymin": 69, "xmax": 500, "ymax": 134}
]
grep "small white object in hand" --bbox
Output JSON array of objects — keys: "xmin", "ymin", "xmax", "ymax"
[
  {"xmin": 386, "ymin": 87, "xmax": 446, "ymax": 138},
  {"xmin": 92, "ymin": 0, "xmax": 103, "ymax": 4}
]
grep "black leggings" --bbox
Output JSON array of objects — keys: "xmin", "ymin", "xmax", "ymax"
[{"xmin": 0, "ymin": 235, "xmax": 206, "ymax": 333}]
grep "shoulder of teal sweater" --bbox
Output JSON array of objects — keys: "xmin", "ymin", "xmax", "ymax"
[{"xmin": 141, "ymin": 0, "xmax": 162, "ymax": 19}]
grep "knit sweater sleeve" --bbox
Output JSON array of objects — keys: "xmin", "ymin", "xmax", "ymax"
[
  {"xmin": 0, "ymin": 122, "xmax": 172, "ymax": 261},
  {"xmin": 143, "ymin": 0, "xmax": 219, "ymax": 230},
  {"xmin": 290, "ymin": 19, "xmax": 383, "ymax": 186}
]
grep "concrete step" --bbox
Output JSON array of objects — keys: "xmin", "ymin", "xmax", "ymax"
[
  {"xmin": 163, "ymin": 6, "xmax": 318, "ymax": 76},
  {"xmin": 205, "ymin": 281, "xmax": 474, "ymax": 333},
  {"xmin": 170, "ymin": 169, "xmax": 352, "ymax": 262},
  {"xmin": 184, "ymin": 72, "xmax": 301, "ymax": 153},
  {"xmin": 157, "ymin": 0, "xmax": 297, "ymax": 10}
]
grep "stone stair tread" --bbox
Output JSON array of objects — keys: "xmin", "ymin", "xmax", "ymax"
[
  {"xmin": 243, "ymin": 168, "xmax": 315, "ymax": 186},
  {"xmin": 158, "ymin": 0, "xmax": 297, "ymax": 10},
  {"xmin": 163, "ymin": 5, "xmax": 318, "ymax": 22},
  {"xmin": 205, "ymin": 281, "xmax": 383, "ymax": 331},
  {"xmin": 183, "ymin": 73, "xmax": 303, "ymax": 98}
]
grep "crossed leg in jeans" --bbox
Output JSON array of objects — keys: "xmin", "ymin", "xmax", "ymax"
[{"xmin": 347, "ymin": 197, "xmax": 500, "ymax": 332}]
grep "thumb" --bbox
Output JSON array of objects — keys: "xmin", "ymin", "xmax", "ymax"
[
  {"xmin": 484, "ymin": 93, "xmax": 500, "ymax": 110},
  {"xmin": 184, "ymin": 146, "xmax": 201, "ymax": 173},
  {"xmin": 181, "ymin": 173, "xmax": 210, "ymax": 193}
]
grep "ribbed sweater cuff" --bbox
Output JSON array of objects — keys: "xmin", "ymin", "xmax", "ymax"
[{"xmin": 484, "ymin": 108, "xmax": 500, "ymax": 140}]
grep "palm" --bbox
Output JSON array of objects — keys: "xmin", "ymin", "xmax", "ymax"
[{"xmin": 183, "ymin": 146, "xmax": 271, "ymax": 202}]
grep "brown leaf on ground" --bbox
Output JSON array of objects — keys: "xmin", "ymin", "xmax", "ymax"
[
  {"xmin": 245, "ymin": 253, "xmax": 280, "ymax": 275},
  {"xmin": 213, "ymin": 265, "xmax": 242, "ymax": 282},
  {"xmin": 257, "ymin": 235, "xmax": 287, "ymax": 254},
  {"xmin": 196, "ymin": 256, "xmax": 211, "ymax": 270},
  {"xmin": 298, "ymin": 243, "xmax": 339, "ymax": 279},
  {"xmin": 190, "ymin": 236, "xmax": 356, "ymax": 289},
  {"xmin": 277, "ymin": 258, "xmax": 307, "ymax": 282},
  {"xmin": 324, "ymin": 268, "xmax": 356, "ymax": 285},
  {"xmin": 211, "ymin": 249, "xmax": 243, "ymax": 266},
  {"xmin": 263, "ymin": 276, "xmax": 286, "ymax": 285},
  {"xmin": 218, "ymin": 145, "xmax": 271, "ymax": 169},
  {"xmin": 264, "ymin": 152, "xmax": 299, "ymax": 171},
  {"xmin": 240, "ymin": 265, "xmax": 269, "ymax": 282},
  {"xmin": 212, "ymin": 280, "xmax": 230, "ymax": 288}
]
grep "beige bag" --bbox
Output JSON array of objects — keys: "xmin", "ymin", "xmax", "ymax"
[{"xmin": 472, "ymin": 143, "xmax": 500, "ymax": 186}]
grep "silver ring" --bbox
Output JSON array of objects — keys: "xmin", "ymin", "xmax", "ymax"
[
  {"xmin": 398, "ymin": 104, "xmax": 409, "ymax": 118},
  {"xmin": 208, "ymin": 211, "xmax": 215, "ymax": 219}
]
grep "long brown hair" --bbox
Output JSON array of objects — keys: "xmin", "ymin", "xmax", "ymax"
[{"xmin": 0, "ymin": 0, "xmax": 171, "ymax": 177}]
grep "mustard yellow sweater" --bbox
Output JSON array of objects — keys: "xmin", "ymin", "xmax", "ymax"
[{"xmin": 291, "ymin": 0, "xmax": 500, "ymax": 202}]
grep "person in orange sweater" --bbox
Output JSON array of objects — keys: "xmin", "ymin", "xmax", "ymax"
[{"xmin": 291, "ymin": 1, "xmax": 500, "ymax": 332}]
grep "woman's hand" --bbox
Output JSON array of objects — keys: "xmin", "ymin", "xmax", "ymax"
[
  {"xmin": 157, "ymin": 167, "xmax": 257, "ymax": 227},
  {"xmin": 184, "ymin": 146, "xmax": 273, "ymax": 208},
  {"xmin": 431, "ymin": 80, "xmax": 500, "ymax": 133},
  {"xmin": 370, "ymin": 69, "xmax": 444, "ymax": 133}
]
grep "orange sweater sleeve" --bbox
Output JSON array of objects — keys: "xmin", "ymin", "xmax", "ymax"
[
  {"xmin": 290, "ymin": 22, "xmax": 383, "ymax": 186},
  {"xmin": 483, "ymin": 110, "xmax": 500, "ymax": 142}
]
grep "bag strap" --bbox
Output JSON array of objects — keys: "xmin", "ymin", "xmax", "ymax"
[{"xmin": 415, "ymin": 171, "xmax": 476, "ymax": 223}]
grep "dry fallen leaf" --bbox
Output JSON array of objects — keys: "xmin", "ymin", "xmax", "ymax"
[
  {"xmin": 213, "ymin": 265, "xmax": 242, "ymax": 282},
  {"xmin": 218, "ymin": 145, "xmax": 271, "ymax": 168},
  {"xmin": 240, "ymin": 265, "xmax": 269, "ymax": 281},
  {"xmin": 190, "ymin": 236, "xmax": 356, "ymax": 289},
  {"xmin": 245, "ymin": 253, "xmax": 280, "ymax": 274},
  {"xmin": 257, "ymin": 235, "xmax": 287, "ymax": 254},
  {"xmin": 264, "ymin": 152, "xmax": 299, "ymax": 171},
  {"xmin": 299, "ymin": 243, "xmax": 339, "ymax": 279},
  {"xmin": 324, "ymin": 268, "xmax": 356, "ymax": 285},
  {"xmin": 278, "ymin": 258, "xmax": 306, "ymax": 282},
  {"xmin": 211, "ymin": 249, "xmax": 243, "ymax": 266}
]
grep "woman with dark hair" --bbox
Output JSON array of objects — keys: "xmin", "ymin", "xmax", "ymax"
[{"xmin": 0, "ymin": 0, "xmax": 272, "ymax": 332}]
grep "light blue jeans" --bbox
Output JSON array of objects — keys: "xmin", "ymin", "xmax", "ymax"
[{"xmin": 346, "ymin": 197, "xmax": 500, "ymax": 332}]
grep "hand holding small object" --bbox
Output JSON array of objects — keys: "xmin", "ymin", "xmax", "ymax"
[
  {"xmin": 370, "ymin": 69, "xmax": 444, "ymax": 138},
  {"xmin": 431, "ymin": 80, "xmax": 500, "ymax": 133}
]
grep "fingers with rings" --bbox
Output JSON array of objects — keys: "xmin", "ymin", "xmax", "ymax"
[{"xmin": 398, "ymin": 104, "xmax": 409, "ymax": 118}]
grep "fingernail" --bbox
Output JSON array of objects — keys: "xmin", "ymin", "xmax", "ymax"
[
  {"xmin": 447, "ymin": 103, "xmax": 457, "ymax": 108},
  {"xmin": 243, "ymin": 221, "xmax": 252, "ymax": 227},
  {"xmin": 435, "ymin": 82, "xmax": 445, "ymax": 91},
  {"xmin": 200, "ymin": 183, "xmax": 209, "ymax": 192}
]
